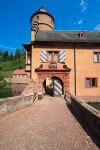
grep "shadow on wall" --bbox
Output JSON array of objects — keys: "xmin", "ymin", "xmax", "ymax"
[
  {"xmin": 67, "ymin": 104, "xmax": 100, "ymax": 149},
  {"xmin": 65, "ymin": 92, "xmax": 100, "ymax": 149}
]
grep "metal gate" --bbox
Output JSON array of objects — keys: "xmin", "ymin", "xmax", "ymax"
[{"xmin": 53, "ymin": 78, "xmax": 63, "ymax": 96}]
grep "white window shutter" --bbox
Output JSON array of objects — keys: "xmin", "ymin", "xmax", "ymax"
[
  {"xmin": 59, "ymin": 50, "xmax": 66, "ymax": 63},
  {"xmin": 40, "ymin": 50, "xmax": 47, "ymax": 62}
]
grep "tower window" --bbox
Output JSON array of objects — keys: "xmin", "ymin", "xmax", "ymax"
[{"xmin": 37, "ymin": 16, "xmax": 39, "ymax": 20}]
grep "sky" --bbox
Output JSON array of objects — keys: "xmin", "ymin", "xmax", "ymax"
[{"xmin": 0, "ymin": 0, "xmax": 100, "ymax": 53}]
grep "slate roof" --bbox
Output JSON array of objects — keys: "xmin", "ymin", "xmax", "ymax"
[
  {"xmin": 30, "ymin": 7, "xmax": 54, "ymax": 22},
  {"xmin": 35, "ymin": 30, "xmax": 100, "ymax": 43}
]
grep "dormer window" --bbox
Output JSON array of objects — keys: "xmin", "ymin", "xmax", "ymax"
[{"xmin": 79, "ymin": 31, "xmax": 85, "ymax": 38}]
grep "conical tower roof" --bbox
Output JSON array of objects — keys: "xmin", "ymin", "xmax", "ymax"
[{"xmin": 30, "ymin": 7, "xmax": 54, "ymax": 22}]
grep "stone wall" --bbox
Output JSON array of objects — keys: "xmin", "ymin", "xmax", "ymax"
[
  {"xmin": 11, "ymin": 76, "xmax": 33, "ymax": 84},
  {"xmin": 65, "ymin": 92, "xmax": 100, "ymax": 141},
  {"xmin": 11, "ymin": 76, "xmax": 33, "ymax": 96},
  {"xmin": 11, "ymin": 83, "xmax": 28, "ymax": 96},
  {"xmin": 0, "ymin": 93, "xmax": 37, "ymax": 117}
]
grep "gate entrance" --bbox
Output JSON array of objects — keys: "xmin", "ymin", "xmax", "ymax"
[{"xmin": 43, "ymin": 77, "xmax": 63, "ymax": 96}]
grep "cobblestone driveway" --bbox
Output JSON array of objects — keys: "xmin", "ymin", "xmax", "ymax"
[{"xmin": 0, "ymin": 96, "xmax": 99, "ymax": 150}]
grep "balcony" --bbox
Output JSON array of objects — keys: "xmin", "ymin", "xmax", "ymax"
[{"xmin": 35, "ymin": 62, "xmax": 71, "ymax": 72}]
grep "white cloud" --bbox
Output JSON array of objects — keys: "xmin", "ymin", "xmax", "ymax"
[
  {"xmin": 80, "ymin": 0, "xmax": 88, "ymax": 13},
  {"xmin": 0, "ymin": 45, "xmax": 16, "ymax": 50},
  {"xmin": 94, "ymin": 24, "xmax": 100, "ymax": 31},
  {"xmin": 77, "ymin": 20, "xmax": 83, "ymax": 24},
  {"xmin": 74, "ymin": 19, "xmax": 83, "ymax": 25}
]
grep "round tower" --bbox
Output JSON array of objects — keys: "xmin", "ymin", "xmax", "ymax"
[
  {"xmin": 31, "ymin": 7, "xmax": 55, "ymax": 31},
  {"xmin": 30, "ymin": 7, "xmax": 55, "ymax": 41}
]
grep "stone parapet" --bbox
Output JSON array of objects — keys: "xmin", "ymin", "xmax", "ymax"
[
  {"xmin": 65, "ymin": 92, "xmax": 100, "ymax": 142},
  {"xmin": 0, "ymin": 94, "xmax": 37, "ymax": 117}
]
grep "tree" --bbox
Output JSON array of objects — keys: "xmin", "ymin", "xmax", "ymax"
[
  {"xmin": 0, "ymin": 50, "xmax": 4, "ymax": 61},
  {"xmin": 9, "ymin": 52, "xmax": 14, "ymax": 61},
  {"xmin": 3, "ymin": 50, "xmax": 9, "ymax": 61},
  {"xmin": 15, "ymin": 48, "xmax": 21, "ymax": 60}
]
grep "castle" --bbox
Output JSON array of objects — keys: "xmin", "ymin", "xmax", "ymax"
[{"xmin": 13, "ymin": 7, "xmax": 100, "ymax": 96}]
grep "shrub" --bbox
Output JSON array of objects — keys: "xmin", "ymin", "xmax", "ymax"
[{"xmin": 0, "ymin": 74, "xmax": 4, "ymax": 81}]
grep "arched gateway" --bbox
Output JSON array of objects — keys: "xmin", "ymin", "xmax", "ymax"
[
  {"xmin": 35, "ymin": 64, "xmax": 71, "ymax": 97},
  {"xmin": 43, "ymin": 77, "xmax": 64, "ymax": 96}
]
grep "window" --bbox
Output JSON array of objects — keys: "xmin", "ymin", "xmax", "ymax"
[
  {"xmin": 37, "ymin": 16, "xmax": 39, "ymax": 20},
  {"xmin": 86, "ymin": 78, "xmax": 97, "ymax": 88},
  {"xmin": 48, "ymin": 51, "xmax": 59, "ymax": 62},
  {"xmin": 79, "ymin": 32, "xmax": 85, "ymax": 38},
  {"xmin": 27, "ymin": 54, "xmax": 31, "ymax": 64},
  {"xmin": 51, "ymin": 19, "xmax": 53, "ymax": 24},
  {"xmin": 94, "ymin": 52, "xmax": 100, "ymax": 63}
]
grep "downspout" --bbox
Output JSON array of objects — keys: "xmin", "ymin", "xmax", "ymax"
[{"xmin": 74, "ymin": 44, "xmax": 76, "ymax": 96}]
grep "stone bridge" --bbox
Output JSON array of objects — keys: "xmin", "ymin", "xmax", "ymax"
[{"xmin": 0, "ymin": 96, "xmax": 99, "ymax": 150}]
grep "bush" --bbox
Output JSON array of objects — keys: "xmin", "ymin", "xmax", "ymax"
[
  {"xmin": 0, "ymin": 66, "xmax": 3, "ymax": 70},
  {"xmin": 0, "ymin": 74, "xmax": 4, "ymax": 81},
  {"xmin": 0, "ymin": 80, "xmax": 7, "ymax": 88},
  {"xmin": 0, "ymin": 88, "xmax": 13, "ymax": 98}
]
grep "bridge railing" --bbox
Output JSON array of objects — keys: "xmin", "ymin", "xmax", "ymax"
[
  {"xmin": 65, "ymin": 91, "xmax": 100, "ymax": 142},
  {"xmin": 0, "ymin": 92, "xmax": 37, "ymax": 117}
]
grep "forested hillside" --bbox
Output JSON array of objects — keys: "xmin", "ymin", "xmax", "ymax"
[{"xmin": 0, "ymin": 48, "xmax": 25, "ymax": 79}]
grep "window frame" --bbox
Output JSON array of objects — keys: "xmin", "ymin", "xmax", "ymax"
[
  {"xmin": 93, "ymin": 52, "xmax": 100, "ymax": 63},
  {"xmin": 79, "ymin": 32, "xmax": 85, "ymax": 39},
  {"xmin": 85, "ymin": 77, "xmax": 98, "ymax": 88},
  {"xmin": 27, "ymin": 54, "xmax": 31, "ymax": 64},
  {"xmin": 47, "ymin": 51, "xmax": 59, "ymax": 63}
]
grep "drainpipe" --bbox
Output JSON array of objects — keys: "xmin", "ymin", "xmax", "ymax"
[{"xmin": 74, "ymin": 44, "xmax": 76, "ymax": 96}]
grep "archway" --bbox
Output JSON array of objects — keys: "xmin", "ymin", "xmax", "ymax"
[{"xmin": 43, "ymin": 77, "xmax": 64, "ymax": 96}]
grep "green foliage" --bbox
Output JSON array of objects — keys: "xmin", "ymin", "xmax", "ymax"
[
  {"xmin": 0, "ymin": 48, "xmax": 26, "ymax": 98},
  {"xmin": 15, "ymin": 48, "xmax": 20, "ymax": 59},
  {"xmin": 3, "ymin": 50, "xmax": 9, "ymax": 61},
  {"xmin": 0, "ymin": 48, "xmax": 25, "ymax": 78},
  {"xmin": 0, "ymin": 65, "xmax": 3, "ymax": 70},
  {"xmin": 0, "ymin": 80, "xmax": 13, "ymax": 98},
  {"xmin": 0, "ymin": 80, "xmax": 7, "ymax": 87},
  {"xmin": 0, "ymin": 88, "xmax": 13, "ymax": 98},
  {"xmin": 0, "ymin": 74, "xmax": 4, "ymax": 81},
  {"xmin": 9, "ymin": 52, "xmax": 14, "ymax": 61},
  {"xmin": 88, "ymin": 102, "xmax": 100, "ymax": 111}
]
